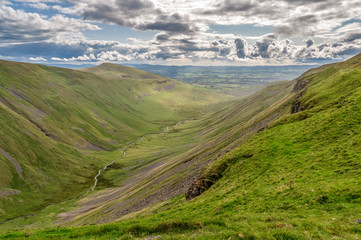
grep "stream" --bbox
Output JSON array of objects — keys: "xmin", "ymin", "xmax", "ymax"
[{"xmin": 0, "ymin": 124, "xmax": 174, "ymax": 225}]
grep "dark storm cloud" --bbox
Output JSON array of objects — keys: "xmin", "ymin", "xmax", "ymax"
[
  {"xmin": 115, "ymin": 0, "xmax": 154, "ymax": 10},
  {"xmin": 219, "ymin": 48, "xmax": 231, "ymax": 56},
  {"xmin": 198, "ymin": 0, "xmax": 281, "ymax": 19},
  {"xmin": 136, "ymin": 13, "xmax": 198, "ymax": 35},
  {"xmin": 210, "ymin": 39, "xmax": 231, "ymax": 56},
  {"xmin": 82, "ymin": 0, "xmax": 155, "ymax": 19},
  {"xmin": 150, "ymin": 33, "xmax": 233, "ymax": 61},
  {"xmin": 82, "ymin": 5, "xmax": 125, "ymax": 25},
  {"xmin": 137, "ymin": 12, "xmax": 198, "ymax": 34},
  {"xmin": 317, "ymin": 44, "xmax": 328, "ymax": 51},
  {"xmin": 156, "ymin": 33, "xmax": 171, "ymax": 42},
  {"xmin": 79, "ymin": 0, "xmax": 158, "ymax": 26},
  {"xmin": 70, "ymin": 0, "xmax": 197, "ymax": 35},
  {"xmin": 250, "ymin": 34, "xmax": 277, "ymax": 58},
  {"xmin": 283, "ymin": 0, "xmax": 329, "ymax": 4},
  {"xmin": 174, "ymin": 40, "xmax": 218, "ymax": 53},
  {"xmin": 195, "ymin": 0, "xmax": 357, "ymax": 39},
  {"xmin": 342, "ymin": 33, "xmax": 361, "ymax": 43},
  {"xmin": 201, "ymin": 0, "xmax": 255, "ymax": 15},
  {"xmin": 276, "ymin": 14, "xmax": 319, "ymax": 36},
  {"xmin": 305, "ymin": 39, "xmax": 314, "ymax": 47},
  {"xmin": 153, "ymin": 46, "xmax": 184, "ymax": 60},
  {"xmin": 138, "ymin": 22, "xmax": 192, "ymax": 33},
  {"xmin": 296, "ymin": 14, "xmax": 318, "ymax": 24},
  {"xmin": 234, "ymin": 38, "xmax": 247, "ymax": 58},
  {"xmin": 0, "ymin": 28, "xmax": 50, "ymax": 42}
]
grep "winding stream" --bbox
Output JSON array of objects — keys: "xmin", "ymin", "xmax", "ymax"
[{"xmin": 0, "ymin": 125, "xmax": 174, "ymax": 225}]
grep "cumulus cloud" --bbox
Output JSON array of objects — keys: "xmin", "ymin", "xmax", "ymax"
[
  {"xmin": 13, "ymin": 28, "xmax": 360, "ymax": 66},
  {"xmin": 0, "ymin": 4, "xmax": 99, "ymax": 43},
  {"xmin": 29, "ymin": 56, "xmax": 47, "ymax": 61},
  {"xmin": 194, "ymin": 0, "xmax": 361, "ymax": 38},
  {"xmin": 249, "ymin": 34, "xmax": 278, "ymax": 58},
  {"xmin": 31, "ymin": 32, "xmax": 360, "ymax": 66},
  {"xmin": 67, "ymin": 0, "xmax": 199, "ymax": 35},
  {"xmin": 27, "ymin": 3, "xmax": 50, "ymax": 10},
  {"xmin": 235, "ymin": 38, "xmax": 247, "ymax": 58},
  {"xmin": 343, "ymin": 33, "xmax": 361, "ymax": 43},
  {"xmin": 201, "ymin": 0, "xmax": 256, "ymax": 15},
  {"xmin": 305, "ymin": 39, "xmax": 314, "ymax": 47}
]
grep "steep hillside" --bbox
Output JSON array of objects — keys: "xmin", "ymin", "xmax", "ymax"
[
  {"xmin": 0, "ymin": 76, "xmax": 295, "ymax": 230},
  {"xmin": 2, "ymin": 54, "xmax": 360, "ymax": 239},
  {"xmin": 0, "ymin": 60, "xmax": 225, "ymax": 222},
  {"xmin": 46, "ymin": 80, "xmax": 295, "ymax": 227}
]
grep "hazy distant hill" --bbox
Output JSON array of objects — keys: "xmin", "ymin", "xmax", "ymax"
[{"xmin": 127, "ymin": 64, "xmax": 315, "ymax": 84}]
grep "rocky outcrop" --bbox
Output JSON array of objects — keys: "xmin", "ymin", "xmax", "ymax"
[
  {"xmin": 291, "ymin": 78, "xmax": 311, "ymax": 114},
  {"xmin": 292, "ymin": 78, "xmax": 310, "ymax": 93},
  {"xmin": 291, "ymin": 91, "xmax": 306, "ymax": 113},
  {"xmin": 185, "ymin": 113, "xmax": 281, "ymax": 201},
  {"xmin": 185, "ymin": 179, "xmax": 213, "ymax": 200},
  {"xmin": 184, "ymin": 114, "xmax": 280, "ymax": 201}
]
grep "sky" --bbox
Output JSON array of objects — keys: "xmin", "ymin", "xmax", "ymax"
[{"xmin": 0, "ymin": 0, "xmax": 361, "ymax": 66}]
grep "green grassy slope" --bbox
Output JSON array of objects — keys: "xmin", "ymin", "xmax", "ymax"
[
  {"xmin": 49, "ymin": 80, "xmax": 294, "ymax": 227},
  {"xmin": 3, "ymin": 54, "xmax": 361, "ymax": 239},
  {"xmin": 0, "ymin": 60, "xmax": 225, "ymax": 223},
  {"xmin": 0, "ymin": 78, "xmax": 295, "ymax": 230}
]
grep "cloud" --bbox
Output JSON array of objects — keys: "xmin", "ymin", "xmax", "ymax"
[
  {"xmin": 201, "ymin": 0, "xmax": 256, "ymax": 15},
  {"xmin": 250, "ymin": 34, "xmax": 278, "ymax": 58},
  {"xmin": 305, "ymin": 39, "xmax": 314, "ymax": 48},
  {"xmin": 343, "ymin": 33, "xmax": 361, "ymax": 43},
  {"xmin": 51, "ymin": 53, "xmax": 96, "ymax": 62},
  {"xmin": 28, "ymin": 3, "xmax": 50, "ymax": 10},
  {"xmin": 0, "ymin": 5, "xmax": 99, "ymax": 43},
  {"xmin": 283, "ymin": 0, "xmax": 330, "ymax": 5},
  {"xmin": 275, "ymin": 14, "xmax": 320, "ymax": 36},
  {"xmin": 194, "ymin": 0, "xmax": 361, "ymax": 38},
  {"xmin": 67, "ymin": 0, "xmax": 200, "ymax": 35},
  {"xmin": 138, "ymin": 22, "xmax": 191, "ymax": 33},
  {"xmin": 235, "ymin": 38, "xmax": 247, "ymax": 58},
  {"xmin": 29, "ymin": 56, "xmax": 47, "ymax": 61},
  {"xmin": 15, "ymin": 29, "xmax": 360, "ymax": 66}
]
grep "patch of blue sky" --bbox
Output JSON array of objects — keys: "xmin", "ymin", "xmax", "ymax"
[{"xmin": 338, "ymin": 18, "xmax": 361, "ymax": 28}]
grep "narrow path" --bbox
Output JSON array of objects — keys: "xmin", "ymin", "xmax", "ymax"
[{"xmin": 0, "ymin": 124, "xmax": 174, "ymax": 226}]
